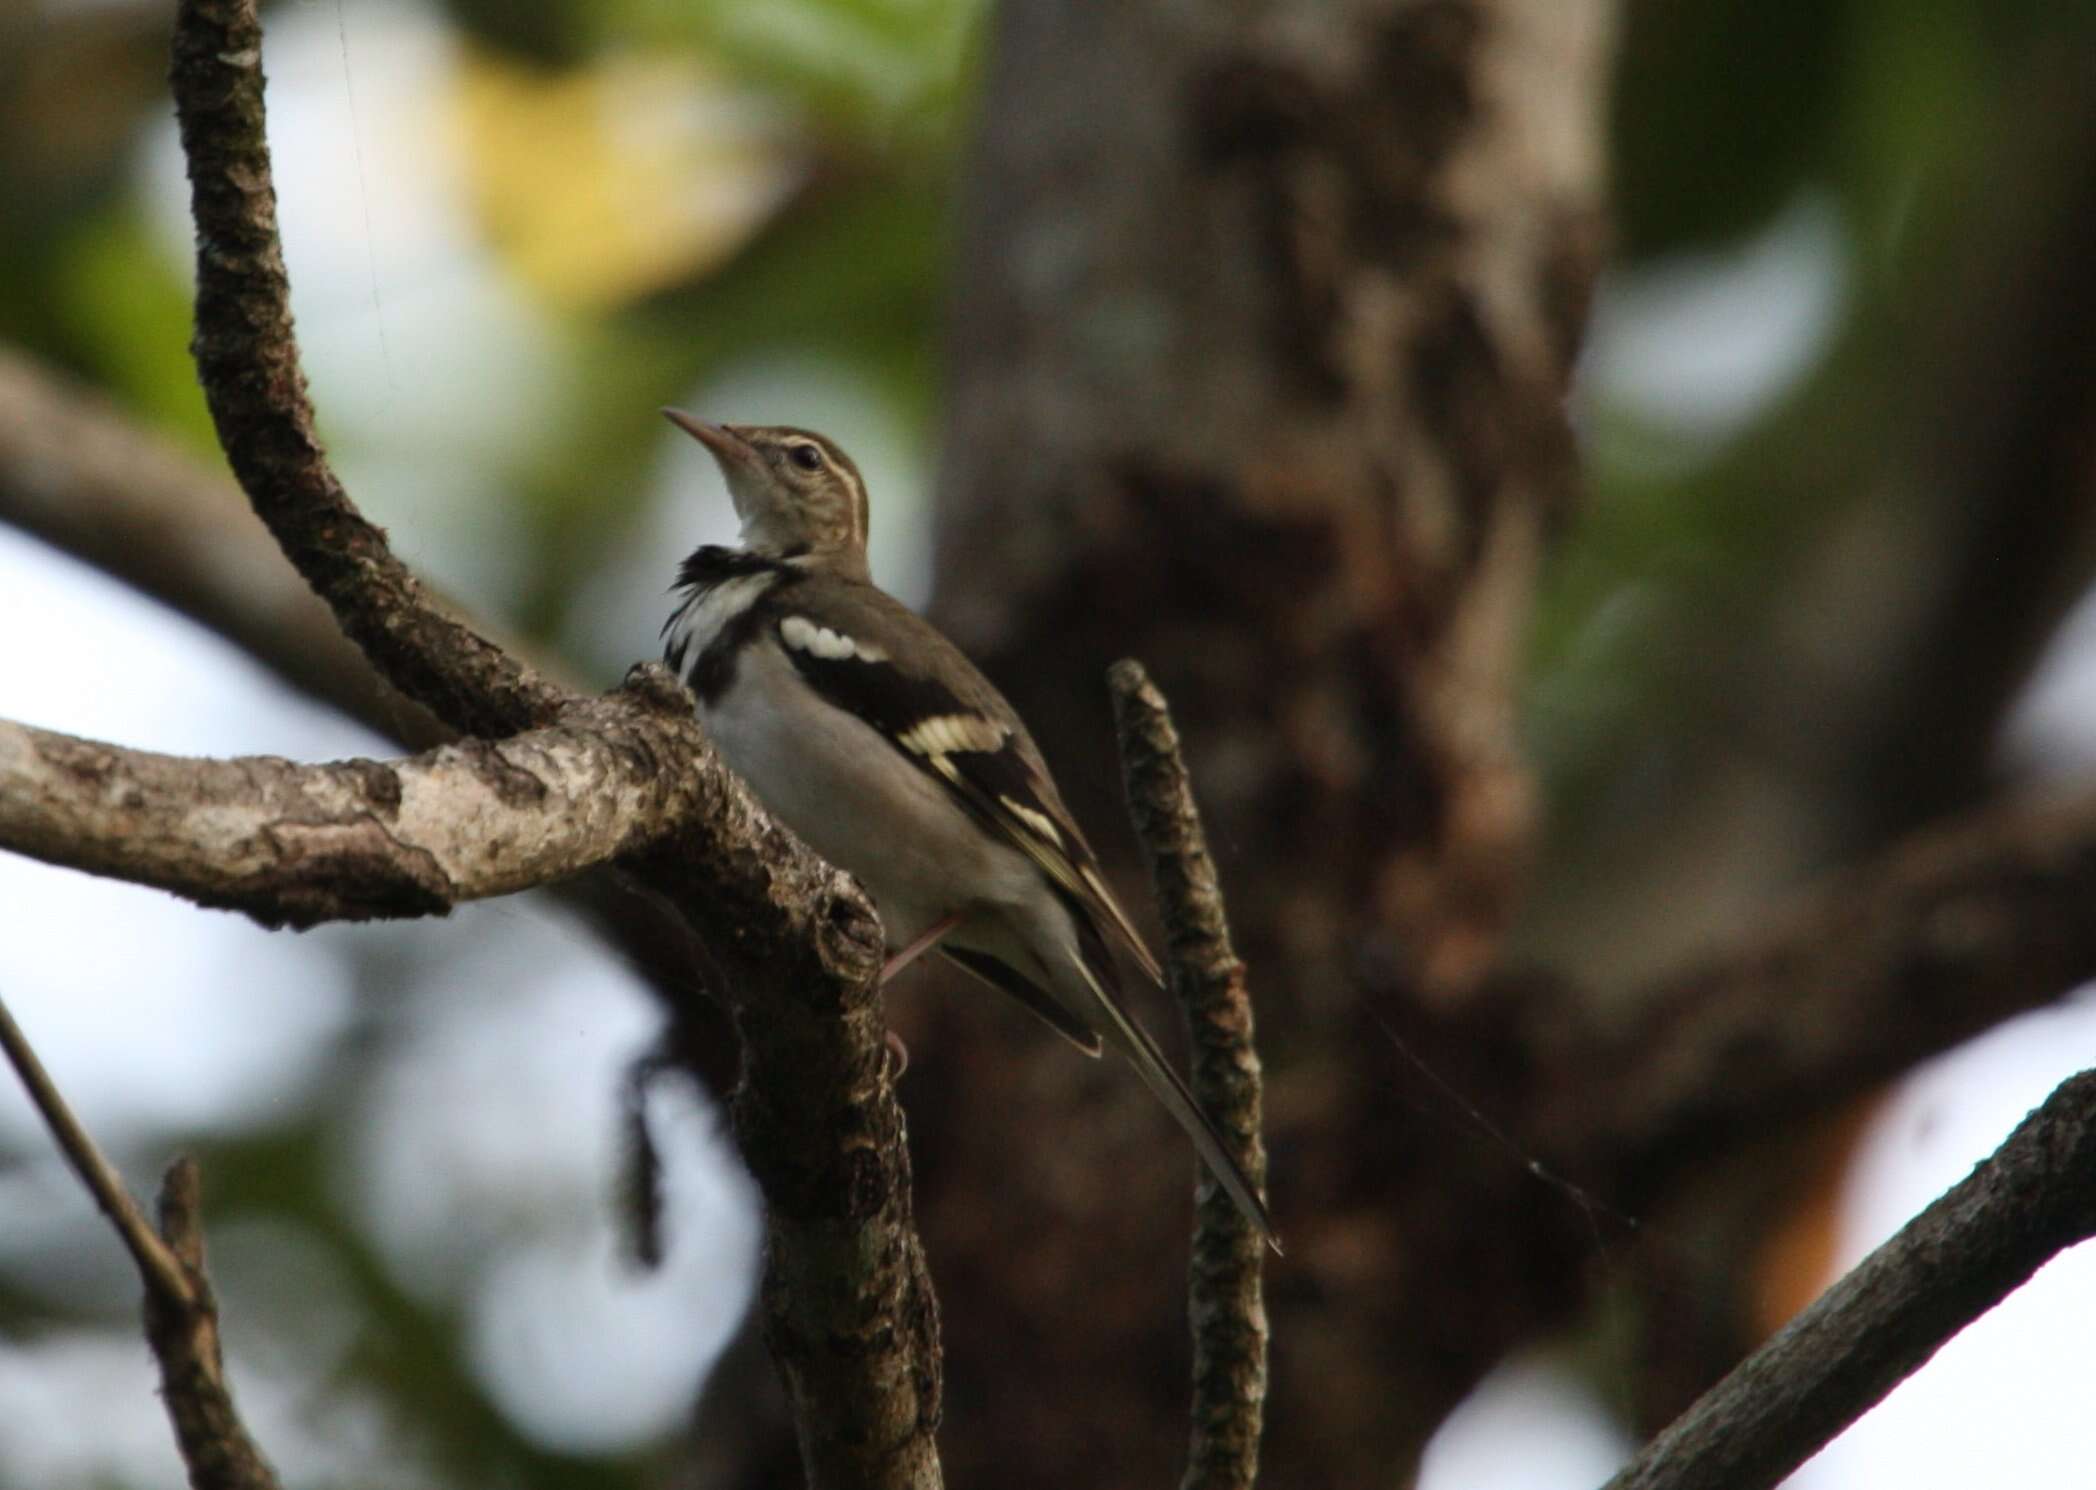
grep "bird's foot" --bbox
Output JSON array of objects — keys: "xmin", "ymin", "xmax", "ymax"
[{"xmin": 878, "ymin": 912, "xmax": 962, "ymax": 986}]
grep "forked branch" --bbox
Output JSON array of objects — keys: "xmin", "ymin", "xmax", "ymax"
[
  {"xmin": 166, "ymin": 0, "xmax": 943, "ymax": 1483},
  {"xmin": 0, "ymin": 993, "xmax": 280, "ymax": 1490}
]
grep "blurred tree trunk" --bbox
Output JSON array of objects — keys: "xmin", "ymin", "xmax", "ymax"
[{"xmin": 915, "ymin": 2, "xmax": 1615, "ymax": 1484}]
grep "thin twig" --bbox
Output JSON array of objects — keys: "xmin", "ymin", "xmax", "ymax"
[
  {"xmin": 0, "ymin": 990, "xmax": 282, "ymax": 1490},
  {"xmin": 0, "ymin": 991, "xmax": 191, "ymax": 1306},
  {"xmin": 1109, "ymin": 659, "xmax": 1271, "ymax": 1490},
  {"xmin": 145, "ymin": 1158, "xmax": 283, "ymax": 1490},
  {"xmin": 1603, "ymin": 1068, "xmax": 2096, "ymax": 1490}
]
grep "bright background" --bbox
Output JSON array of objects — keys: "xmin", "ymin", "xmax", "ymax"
[{"xmin": 5, "ymin": 0, "xmax": 2096, "ymax": 1485}]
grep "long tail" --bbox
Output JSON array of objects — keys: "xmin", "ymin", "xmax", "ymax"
[{"xmin": 1072, "ymin": 951, "xmax": 1280, "ymax": 1252}]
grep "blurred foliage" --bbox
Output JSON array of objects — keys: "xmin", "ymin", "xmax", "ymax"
[
  {"xmin": 451, "ymin": 50, "xmax": 802, "ymax": 310},
  {"xmin": 6, "ymin": 0, "xmax": 2096, "ymax": 1483},
  {"xmin": 1537, "ymin": 0, "xmax": 2096, "ymax": 850},
  {"xmin": 50, "ymin": 206, "xmax": 217, "ymax": 447}
]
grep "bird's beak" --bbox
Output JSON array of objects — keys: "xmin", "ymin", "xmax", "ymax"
[{"xmin": 662, "ymin": 409, "xmax": 759, "ymax": 474}]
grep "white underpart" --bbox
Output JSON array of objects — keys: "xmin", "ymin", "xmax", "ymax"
[
  {"xmin": 664, "ymin": 572, "xmax": 776, "ymax": 670},
  {"xmin": 778, "ymin": 614, "xmax": 884, "ymax": 663},
  {"xmin": 897, "ymin": 713, "xmax": 1008, "ymax": 758},
  {"xmin": 696, "ymin": 642, "xmax": 1040, "ymax": 949}
]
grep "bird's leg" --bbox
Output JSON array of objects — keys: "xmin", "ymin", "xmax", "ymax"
[{"xmin": 879, "ymin": 912, "xmax": 962, "ymax": 986}]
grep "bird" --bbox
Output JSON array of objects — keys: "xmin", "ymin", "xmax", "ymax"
[{"xmin": 658, "ymin": 411, "xmax": 1276, "ymax": 1247}]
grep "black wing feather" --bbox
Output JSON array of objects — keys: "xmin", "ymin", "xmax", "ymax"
[
  {"xmin": 777, "ymin": 606, "xmax": 1275, "ymax": 1245},
  {"xmin": 779, "ymin": 640, "xmax": 1086, "ymax": 865},
  {"xmin": 775, "ymin": 609, "xmax": 1165, "ymax": 985},
  {"xmin": 662, "ymin": 547, "xmax": 799, "ymax": 704},
  {"xmin": 939, "ymin": 948, "xmax": 1105, "ymax": 1056}
]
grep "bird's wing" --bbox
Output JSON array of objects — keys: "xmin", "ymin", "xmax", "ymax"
[
  {"xmin": 1064, "ymin": 916, "xmax": 1277, "ymax": 1247},
  {"xmin": 774, "ymin": 577, "xmax": 1276, "ymax": 1247},
  {"xmin": 771, "ymin": 579, "xmax": 1165, "ymax": 984},
  {"xmin": 938, "ymin": 947, "xmax": 1104, "ymax": 1056}
]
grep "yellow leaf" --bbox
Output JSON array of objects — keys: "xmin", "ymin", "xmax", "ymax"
[{"xmin": 452, "ymin": 47, "xmax": 804, "ymax": 308}]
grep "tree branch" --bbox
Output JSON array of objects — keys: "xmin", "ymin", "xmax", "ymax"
[
  {"xmin": 0, "ymin": 675, "xmax": 706, "ymax": 927},
  {"xmin": 1109, "ymin": 660, "xmax": 1271, "ymax": 1490},
  {"xmin": 1548, "ymin": 783, "xmax": 2096, "ymax": 1200},
  {"xmin": 163, "ymin": 1, "xmax": 945, "ymax": 1480},
  {"xmin": 149, "ymin": 1156, "xmax": 282, "ymax": 1490},
  {"xmin": 1603, "ymin": 1068, "xmax": 2096, "ymax": 1490},
  {"xmin": 0, "ymin": 994, "xmax": 191, "ymax": 1304},
  {"xmin": 0, "ymin": 344, "xmax": 744, "ymax": 1090},
  {"xmin": 619, "ymin": 792, "xmax": 943, "ymax": 1487},
  {"xmin": 0, "ymin": 991, "xmax": 281, "ymax": 1490},
  {"xmin": 172, "ymin": 0, "xmax": 564, "ymax": 737}
]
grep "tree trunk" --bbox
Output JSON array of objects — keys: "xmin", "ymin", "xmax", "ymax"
[{"xmin": 920, "ymin": 3, "xmax": 1614, "ymax": 1482}]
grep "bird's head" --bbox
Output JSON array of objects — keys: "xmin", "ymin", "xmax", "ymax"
[{"xmin": 664, "ymin": 411, "xmax": 870, "ymax": 576}]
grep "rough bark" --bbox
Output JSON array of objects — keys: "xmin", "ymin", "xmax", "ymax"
[
  {"xmin": 1110, "ymin": 662, "xmax": 1272, "ymax": 1490},
  {"xmin": 939, "ymin": 0, "xmax": 1609, "ymax": 999},
  {"xmin": 147, "ymin": 1160, "xmax": 281, "ymax": 1490},
  {"xmin": 172, "ymin": 0, "xmax": 566, "ymax": 740},
  {"xmin": 0, "ymin": 684, "xmax": 706, "ymax": 927}
]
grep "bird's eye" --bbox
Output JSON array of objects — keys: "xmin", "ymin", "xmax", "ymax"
[{"xmin": 788, "ymin": 442, "xmax": 825, "ymax": 472}]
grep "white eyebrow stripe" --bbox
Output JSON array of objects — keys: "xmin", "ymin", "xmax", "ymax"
[
  {"xmin": 841, "ymin": 465, "xmax": 869, "ymax": 550},
  {"xmin": 898, "ymin": 713, "xmax": 1008, "ymax": 757}
]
